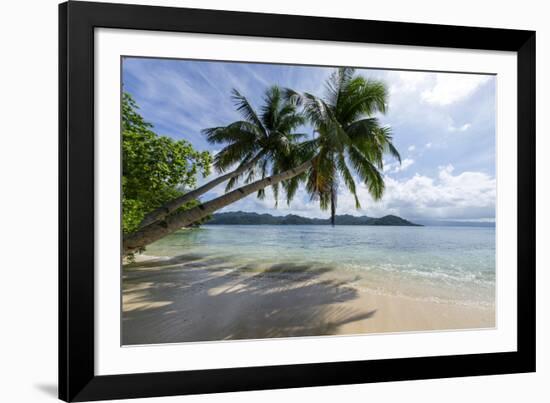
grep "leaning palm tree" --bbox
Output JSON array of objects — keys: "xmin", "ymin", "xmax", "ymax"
[
  {"xmin": 287, "ymin": 67, "xmax": 401, "ymax": 225},
  {"xmin": 137, "ymin": 86, "xmax": 305, "ymax": 228},
  {"xmin": 123, "ymin": 68, "xmax": 400, "ymax": 255}
]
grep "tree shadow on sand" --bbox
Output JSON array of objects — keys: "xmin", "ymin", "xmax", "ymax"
[{"xmin": 122, "ymin": 255, "xmax": 376, "ymax": 345}]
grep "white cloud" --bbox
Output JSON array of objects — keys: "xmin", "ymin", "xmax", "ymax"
[
  {"xmin": 132, "ymin": 63, "xmax": 496, "ymax": 222},
  {"xmin": 384, "ymin": 158, "xmax": 415, "ymax": 174},
  {"xmin": 448, "ymin": 123, "xmax": 471, "ymax": 132},
  {"xmin": 389, "ymin": 71, "xmax": 429, "ymax": 95},
  {"xmin": 338, "ymin": 164, "xmax": 496, "ymax": 221},
  {"xmin": 215, "ymin": 164, "xmax": 495, "ymax": 222},
  {"xmin": 397, "ymin": 158, "xmax": 415, "ymax": 172},
  {"xmin": 421, "ymin": 74, "xmax": 491, "ymax": 106}
]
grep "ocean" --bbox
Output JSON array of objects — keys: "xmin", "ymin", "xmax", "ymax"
[{"xmin": 144, "ymin": 225, "xmax": 496, "ymax": 309}]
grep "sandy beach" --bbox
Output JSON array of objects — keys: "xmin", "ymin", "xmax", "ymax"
[{"xmin": 122, "ymin": 254, "xmax": 495, "ymax": 345}]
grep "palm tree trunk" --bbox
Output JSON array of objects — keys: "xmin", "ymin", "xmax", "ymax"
[
  {"xmin": 330, "ymin": 185, "xmax": 336, "ymax": 227},
  {"xmin": 123, "ymin": 159, "xmax": 313, "ymax": 255},
  {"xmin": 138, "ymin": 152, "xmax": 265, "ymax": 228},
  {"xmin": 330, "ymin": 198, "xmax": 336, "ymax": 226}
]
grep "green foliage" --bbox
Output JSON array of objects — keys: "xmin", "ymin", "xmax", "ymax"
[
  {"xmin": 284, "ymin": 68, "xmax": 400, "ymax": 222},
  {"xmin": 202, "ymin": 86, "xmax": 306, "ymax": 199},
  {"xmin": 122, "ymin": 92, "xmax": 212, "ymax": 235}
]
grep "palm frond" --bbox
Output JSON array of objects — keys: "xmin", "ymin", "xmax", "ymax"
[
  {"xmin": 324, "ymin": 67, "xmax": 355, "ymax": 108},
  {"xmin": 224, "ymin": 175, "xmax": 240, "ymax": 192},
  {"xmin": 345, "ymin": 118, "xmax": 379, "ymax": 141},
  {"xmin": 278, "ymin": 113, "xmax": 306, "ymax": 133},
  {"xmin": 347, "ymin": 146, "xmax": 385, "ymax": 200},
  {"xmin": 259, "ymin": 157, "xmax": 269, "ymax": 179},
  {"xmin": 386, "ymin": 141, "xmax": 401, "ymax": 164},
  {"xmin": 281, "ymin": 69, "xmax": 396, "ymax": 219},
  {"xmin": 282, "ymin": 88, "xmax": 304, "ymax": 106},
  {"xmin": 375, "ymin": 126, "xmax": 401, "ymax": 163},
  {"xmin": 337, "ymin": 153, "xmax": 360, "ymax": 209},
  {"xmin": 244, "ymin": 168, "xmax": 257, "ymax": 184},
  {"xmin": 282, "ymin": 176, "xmax": 301, "ymax": 205},
  {"xmin": 305, "ymin": 151, "xmax": 335, "ymax": 198},
  {"xmin": 222, "ymin": 152, "xmax": 261, "ymax": 191},
  {"xmin": 260, "ymin": 86, "xmax": 284, "ymax": 131},
  {"xmin": 286, "ymin": 132, "xmax": 309, "ymax": 142},
  {"xmin": 215, "ymin": 141, "xmax": 259, "ymax": 172},
  {"xmin": 231, "ymin": 89, "xmax": 266, "ymax": 135},
  {"xmin": 298, "ymin": 138, "xmax": 321, "ymax": 158},
  {"xmin": 318, "ymin": 189, "xmax": 331, "ymax": 211},
  {"xmin": 272, "ymin": 181, "xmax": 279, "ymax": 207},
  {"xmin": 202, "ymin": 121, "xmax": 259, "ymax": 144},
  {"xmin": 337, "ymin": 77, "xmax": 388, "ymax": 124},
  {"xmin": 299, "ymin": 93, "xmax": 333, "ymax": 129}
]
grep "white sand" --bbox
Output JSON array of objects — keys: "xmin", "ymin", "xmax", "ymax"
[{"xmin": 122, "ymin": 254, "xmax": 495, "ymax": 345}]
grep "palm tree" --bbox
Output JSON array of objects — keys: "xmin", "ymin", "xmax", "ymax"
[
  {"xmin": 137, "ymin": 86, "xmax": 305, "ymax": 228},
  {"xmin": 286, "ymin": 67, "xmax": 401, "ymax": 225},
  {"xmin": 123, "ymin": 68, "xmax": 400, "ymax": 255},
  {"xmin": 123, "ymin": 157, "xmax": 314, "ymax": 254}
]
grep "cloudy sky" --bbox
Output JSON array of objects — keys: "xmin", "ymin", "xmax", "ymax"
[{"xmin": 122, "ymin": 57, "xmax": 496, "ymax": 222}]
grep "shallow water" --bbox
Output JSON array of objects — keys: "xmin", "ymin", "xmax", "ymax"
[{"xmin": 145, "ymin": 225, "xmax": 495, "ymax": 308}]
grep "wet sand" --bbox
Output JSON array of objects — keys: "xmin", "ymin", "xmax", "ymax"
[{"xmin": 122, "ymin": 254, "xmax": 495, "ymax": 345}]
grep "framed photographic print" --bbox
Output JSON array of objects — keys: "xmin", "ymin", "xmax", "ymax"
[{"xmin": 59, "ymin": 1, "xmax": 536, "ymax": 401}]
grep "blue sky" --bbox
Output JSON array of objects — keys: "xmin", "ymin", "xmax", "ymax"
[{"xmin": 123, "ymin": 57, "xmax": 496, "ymax": 222}]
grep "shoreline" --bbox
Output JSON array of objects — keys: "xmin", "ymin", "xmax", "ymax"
[{"xmin": 122, "ymin": 254, "xmax": 495, "ymax": 345}]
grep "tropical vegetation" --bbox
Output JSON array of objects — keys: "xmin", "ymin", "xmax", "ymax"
[
  {"xmin": 122, "ymin": 67, "xmax": 401, "ymax": 256},
  {"xmin": 137, "ymin": 86, "xmax": 306, "ymax": 228},
  {"xmin": 122, "ymin": 93, "xmax": 211, "ymax": 237}
]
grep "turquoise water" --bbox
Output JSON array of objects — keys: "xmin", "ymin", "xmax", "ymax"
[{"xmin": 145, "ymin": 225, "xmax": 496, "ymax": 308}]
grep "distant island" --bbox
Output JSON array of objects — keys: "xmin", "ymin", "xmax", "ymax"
[
  {"xmin": 206, "ymin": 211, "xmax": 422, "ymax": 226},
  {"xmin": 415, "ymin": 219, "xmax": 495, "ymax": 228}
]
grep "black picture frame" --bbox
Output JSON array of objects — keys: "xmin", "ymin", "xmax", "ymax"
[{"xmin": 59, "ymin": 1, "xmax": 536, "ymax": 401}]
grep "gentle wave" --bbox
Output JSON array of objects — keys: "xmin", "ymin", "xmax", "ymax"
[{"xmin": 145, "ymin": 225, "xmax": 496, "ymax": 308}]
